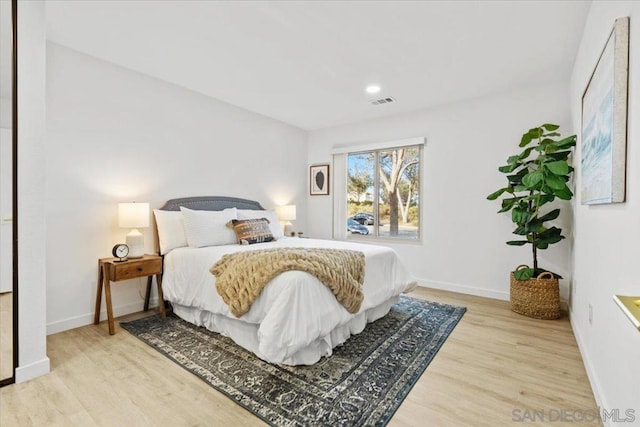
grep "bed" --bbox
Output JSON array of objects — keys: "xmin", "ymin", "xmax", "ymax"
[{"xmin": 156, "ymin": 196, "xmax": 414, "ymax": 365}]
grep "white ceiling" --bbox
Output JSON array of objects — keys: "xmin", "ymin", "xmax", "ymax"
[{"xmin": 46, "ymin": 1, "xmax": 590, "ymax": 131}]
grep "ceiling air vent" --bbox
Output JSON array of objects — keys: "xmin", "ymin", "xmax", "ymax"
[{"xmin": 370, "ymin": 97, "xmax": 396, "ymax": 105}]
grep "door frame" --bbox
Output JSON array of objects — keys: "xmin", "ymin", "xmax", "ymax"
[{"xmin": 0, "ymin": 0, "xmax": 18, "ymax": 388}]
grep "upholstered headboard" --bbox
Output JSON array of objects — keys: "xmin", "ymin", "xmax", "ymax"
[{"xmin": 159, "ymin": 196, "xmax": 265, "ymax": 212}]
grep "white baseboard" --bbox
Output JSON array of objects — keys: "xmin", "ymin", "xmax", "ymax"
[
  {"xmin": 416, "ymin": 278, "xmax": 510, "ymax": 301},
  {"xmin": 416, "ymin": 278, "xmax": 570, "ymax": 312},
  {"xmin": 15, "ymin": 357, "xmax": 50, "ymax": 383},
  {"xmin": 570, "ymin": 309, "xmax": 610, "ymax": 426},
  {"xmin": 46, "ymin": 297, "xmax": 159, "ymax": 335}
]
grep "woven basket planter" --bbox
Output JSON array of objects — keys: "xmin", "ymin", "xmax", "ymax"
[{"xmin": 510, "ymin": 265, "xmax": 560, "ymax": 320}]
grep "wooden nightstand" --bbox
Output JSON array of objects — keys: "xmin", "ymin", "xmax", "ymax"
[{"xmin": 94, "ymin": 254, "xmax": 166, "ymax": 335}]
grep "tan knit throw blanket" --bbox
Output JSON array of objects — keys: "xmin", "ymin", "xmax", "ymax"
[{"xmin": 210, "ymin": 248, "xmax": 365, "ymax": 317}]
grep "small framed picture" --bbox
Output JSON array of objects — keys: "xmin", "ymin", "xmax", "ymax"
[{"xmin": 310, "ymin": 164, "xmax": 330, "ymax": 196}]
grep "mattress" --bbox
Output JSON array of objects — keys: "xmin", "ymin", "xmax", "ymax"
[{"xmin": 162, "ymin": 237, "xmax": 413, "ymax": 365}]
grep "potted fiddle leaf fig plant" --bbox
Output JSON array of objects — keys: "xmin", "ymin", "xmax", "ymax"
[{"xmin": 487, "ymin": 124, "xmax": 576, "ymax": 319}]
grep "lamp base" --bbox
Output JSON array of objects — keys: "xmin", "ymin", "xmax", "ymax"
[
  {"xmin": 126, "ymin": 229, "xmax": 145, "ymax": 258},
  {"xmin": 283, "ymin": 222, "xmax": 294, "ymax": 237}
]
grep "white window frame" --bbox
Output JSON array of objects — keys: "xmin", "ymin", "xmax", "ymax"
[{"xmin": 332, "ymin": 137, "xmax": 425, "ymax": 243}]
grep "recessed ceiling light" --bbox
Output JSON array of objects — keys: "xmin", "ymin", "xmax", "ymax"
[{"xmin": 366, "ymin": 85, "xmax": 381, "ymax": 94}]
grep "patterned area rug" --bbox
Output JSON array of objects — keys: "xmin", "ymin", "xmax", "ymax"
[{"xmin": 121, "ymin": 296, "xmax": 466, "ymax": 426}]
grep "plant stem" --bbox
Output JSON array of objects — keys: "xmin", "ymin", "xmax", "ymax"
[
  {"xmin": 532, "ymin": 233, "xmax": 538, "ymax": 271},
  {"xmin": 530, "ymin": 131, "xmax": 544, "ymax": 273},
  {"xmin": 528, "ymin": 191, "xmax": 538, "ymax": 271}
]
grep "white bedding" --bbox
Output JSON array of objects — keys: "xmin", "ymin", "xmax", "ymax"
[{"xmin": 162, "ymin": 237, "xmax": 413, "ymax": 365}]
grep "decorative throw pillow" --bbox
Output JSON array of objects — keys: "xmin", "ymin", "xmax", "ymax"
[
  {"xmin": 230, "ymin": 218, "xmax": 275, "ymax": 245},
  {"xmin": 237, "ymin": 209, "xmax": 284, "ymax": 238},
  {"xmin": 153, "ymin": 209, "xmax": 188, "ymax": 255},
  {"xmin": 180, "ymin": 207, "xmax": 238, "ymax": 248}
]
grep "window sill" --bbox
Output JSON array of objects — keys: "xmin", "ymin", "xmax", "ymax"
[{"xmin": 345, "ymin": 235, "xmax": 422, "ymax": 246}]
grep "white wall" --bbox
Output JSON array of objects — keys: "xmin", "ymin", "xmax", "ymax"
[
  {"xmin": 0, "ymin": 0, "xmax": 12, "ymax": 130},
  {"xmin": 0, "ymin": 98, "xmax": 10, "ymax": 129},
  {"xmin": 16, "ymin": 0, "xmax": 49, "ymax": 383},
  {"xmin": 45, "ymin": 43, "xmax": 308, "ymax": 334},
  {"xmin": 308, "ymin": 82, "xmax": 573, "ymax": 301},
  {"xmin": 570, "ymin": 1, "xmax": 640, "ymax": 423}
]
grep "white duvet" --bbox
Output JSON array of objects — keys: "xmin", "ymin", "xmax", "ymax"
[{"xmin": 162, "ymin": 237, "xmax": 413, "ymax": 364}]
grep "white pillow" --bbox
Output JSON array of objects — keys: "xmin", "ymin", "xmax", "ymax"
[
  {"xmin": 180, "ymin": 207, "xmax": 238, "ymax": 248},
  {"xmin": 237, "ymin": 209, "xmax": 284, "ymax": 238},
  {"xmin": 153, "ymin": 209, "xmax": 188, "ymax": 255}
]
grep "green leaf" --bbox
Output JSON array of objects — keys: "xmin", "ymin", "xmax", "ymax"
[
  {"xmin": 487, "ymin": 188, "xmax": 507, "ymax": 200},
  {"xmin": 507, "ymin": 167, "xmax": 529, "ymax": 184},
  {"xmin": 528, "ymin": 127, "xmax": 543, "ymax": 137},
  {"xmin": 511, "ymin": 208, "xmax": 521, "ymax": 224},
  {"xmin": 547, "ymin": 150, "xmax": 571, "ymax": 161},
  {"xmin": 539, "ymin": 194, "xmax": 556, "ymax": 205},
  {"xmin": 518, "ymin": 147, "xmax": 534, "ymax": 160},
  {"xmin": 536, "ymin": 241, "xmax": 549, "ymax": 250},
  {"xmin": 545, "ymin": 160, "xmax": 569, "ymax": 175},
  {"xmin": 545, "ymin": 173, "xmax": 567, "ymax": 190},
  {"xmin": 525, "ymin": 218, "xmax": 541, "ymax": 230},
  {"xmin": 535, "ymin": 232, "xmax": 564, "ymax": 249},
  {"xmin": 498, "ymin": 164, "xmax": 518, "ymax": 173},
  {"xmin": 542, "ymin": 124, "xmax": 560, "ymax": 131},
  {"xmin": 520, "ymin": 128, "xmax": 543, "ymax": 147},
  {"xmin": 554, "ymin": 186, "xmax": 573, "ymax": 200},
  {"xmin": 513, "ymin": 225, "xmax": 527, "ymax": 235},
  {"xmin": 543, "ymin": 132, "xmax": 561, "ymax": 138},
  {"xmin": 555, "ymin": 135, "xmax": 577, "ymax": 148},
  {"xmin": 524, "ymin": 220, "xmax": 545, "ymax": 234},
  {"xmin": 514, "ymin": 268, "xmax": 534, "ymax": 280},
  {"xmin": 540, "ymin": 185, "xmax": 553, "ymax": 195},
  {"xmin": 507, "ymin": 155, "xmax": 520, "ymax": 165},
  {"xmin": 537, "ymin": 227, "xmax": 563, "ymax": 239},
  {"xmin": 498, "ymin": 197, "xmax": 519, "ymax": 213},
  {"xmin": 507, "ymin": 175, "xmax": 523, "ymax": 185},
  {"xmin": 540, "ymin": 138, "xmax": 556, "ymax": 146},
  {"xmin": 506, "ymin": 240, "xmax": 528, "ymax": 246},
  {"xmin": 542, "ymin": 234, "xmax": 564, "ymax": 244},
  {"xmin": 519, "ymin": 133, "xmax": 533, "ymax": 147},
  {"xmin": 534, "ymin": 227, "xmax": 564, "ymax": 244},
  {"xmin": 538, "ymin": 209, "xmax": 560, "ymax": 222},
  {"xmin": 522, "ymin": 171, "xmax": 544, "ymax": 188},
  {"xmin": 512, "ymin": 208, "xmax": 531, "ymax": 225}
]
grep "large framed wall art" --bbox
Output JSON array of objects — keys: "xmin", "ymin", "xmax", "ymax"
[{"xmin": 581, "ymin": 17, "xmax": 629, "ymax": 205}]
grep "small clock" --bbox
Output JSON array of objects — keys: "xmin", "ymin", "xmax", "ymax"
[{"xmin": 112, "ymin": 243, "xmax": 129, "ymax": 262}]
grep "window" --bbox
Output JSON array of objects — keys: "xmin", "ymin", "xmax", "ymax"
[{"xmin": 346, "ymin": 144, "xmax": 421, "ymax": 240}]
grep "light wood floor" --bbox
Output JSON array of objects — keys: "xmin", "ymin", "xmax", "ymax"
[
  {"xmin": 0, "ymin": 292, "xmax": 12, "ymax": 381},
  {"xmin": 0, "ymin": 288, "xmax": 598, "ymax": 426}
]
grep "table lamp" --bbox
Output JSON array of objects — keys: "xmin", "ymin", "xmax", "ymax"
[
  {"xmin": 119, "ymin": 202, "xmax": 149, "ymax": 258},
  {"xmin": 276, "ymin": 205, "xmax": 296, "ymax": 236}
]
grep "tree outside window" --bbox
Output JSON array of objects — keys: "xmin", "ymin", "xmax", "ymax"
[{"xmin": 347, "ymin": 145, "xmax": 421, "ymax": 239}]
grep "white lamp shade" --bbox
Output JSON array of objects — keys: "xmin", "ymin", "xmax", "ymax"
[
  {"xmin": 276, "ymin": 205, "xmax": 296, "ymax": 221},
  {"xmin": 118, "ymin": 203, "xmax": 150, "ymax": 228}
]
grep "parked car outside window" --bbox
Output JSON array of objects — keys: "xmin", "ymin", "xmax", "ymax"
[
  {"xmin": 351, "ymin": 212, "xmax": 375, "ymax": 225},
  {"xmin": 347, "ymin": 218, "xmax": 369, "ymax": 235}
]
